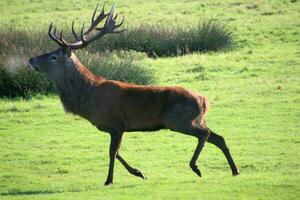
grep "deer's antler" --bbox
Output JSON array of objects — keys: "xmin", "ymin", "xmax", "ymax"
[{"xmin": 48, "ymin": 2, "xmax": 125, "ymax": 50}]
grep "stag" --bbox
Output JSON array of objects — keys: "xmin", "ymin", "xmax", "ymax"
[{"xmin": 29, "ymin": 2, "xmax": 239, "ymax": 186}]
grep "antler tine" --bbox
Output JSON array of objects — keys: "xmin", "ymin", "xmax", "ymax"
[
  {"xmin": 48, "ymin": 23, "xmax": 61, "ymax": 45},
  {"xmin": 84, "ymin": 2, "xmax": 109, "ymax": 35},
  {"xmin": 59, "ymin": 29, "xmax": 70, "ymax": 46},
  {"xmin": 72, "ymin": 20, "xmax": 80, "ymax": 41},
  {"xmin": 80, "ymin": 22, "xmax": 87, "ymax": 46},
  {"xmin": 48, "ymin": 23, "xmax": 55, "ymax": 40},
  {"xmin": 99, "ymin": 3, "xmax": 115, "ymax": 32},
  {"xmin": 114, "ymin": 13, "xmax": 118, "ymax": 20},
  {"xmin": 115, "ymin": 16, "xmax": 125, "ymax": 29},
  {"xmin": 91, "ymin": 2, "xmax": 100, "ymax": 22},
  {"xmin": 48, "ymin": 23, "xmax": 69, "ymax": 48},
  {"xmin": 95, "ymin": 3, "xmax": 108, "ymax": 24},
  {"xmin": 59, "ymin": 30, "xmax": 63, "ymax": 41},
  {"xmin": 64, "ymin": 2, "xmax": 125, "ymax": 50},
  {"xmin": 104, "ymin": 4, "xmax": 125, "ymax": 33},
  {"xmin": 53, "ymin": 27, "xmax": 60, "ymax": 40},
  {"xmin": 69, "ymin": 1, "xmax": 108, "ymax": 43},
  {"xmin": 108, "ymin": 3, "xmax": 115, "ymax": 23}
]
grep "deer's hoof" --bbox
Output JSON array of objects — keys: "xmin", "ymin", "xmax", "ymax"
[
  {"xmin": 132, "ymin": 169, "xmax": 146, "ymax": 179},
  {"xmin": 232, "ymin": 169, "xmax": 240, "ymax": 176},
  {"xmin": 137, "ymin": 171, "xmax": 146, "ymax": 180},
  {"xmin": 104, "ymin": 180, "xmax": 113, "ymax": 186},
  {"xmin": 190, "ymin": 165, "xmax": 202, "ymax": 177}
]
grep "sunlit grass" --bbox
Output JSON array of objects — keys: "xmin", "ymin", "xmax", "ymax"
[{"xmin": 0, "ymin": 0, "xmax": 299, "ymax": 199}]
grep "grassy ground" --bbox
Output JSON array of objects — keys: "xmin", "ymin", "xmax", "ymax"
[{"xmin": 0, "ymin": 0, "xmax": 300, "ymax": 199}]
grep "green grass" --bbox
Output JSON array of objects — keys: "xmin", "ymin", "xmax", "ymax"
[{"xmin": 0, "ymin": 0, "xmax": 300, "ymax": 199}]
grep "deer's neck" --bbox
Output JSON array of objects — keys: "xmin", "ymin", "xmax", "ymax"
[{"xmin": 55, "ymin": 56, "xmax": 105, "ymax": 117}]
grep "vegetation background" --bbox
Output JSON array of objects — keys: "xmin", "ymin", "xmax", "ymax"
[{"xmin": 0, "ymin": 0, "xmax": 299, "ymax": 199}]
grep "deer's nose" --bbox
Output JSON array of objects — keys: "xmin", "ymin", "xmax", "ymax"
[{"xmin": 28, "ymin": 58, "xmax": 39, "ymax": 71}]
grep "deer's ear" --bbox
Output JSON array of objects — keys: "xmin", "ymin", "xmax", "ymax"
[{"xmin": 63, "ymin": 47, "xmax": 72, "ymax": 58}]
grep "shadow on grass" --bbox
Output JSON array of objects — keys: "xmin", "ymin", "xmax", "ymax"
[
  {"xmin": 1, "ymin": 180, "xmax": 199, "ymax": 196},
  {"xmin": 1, "ymin": 190, "xmax": 65, "ymax": 196},
  {"xmin": 0, "ymin": 186, "xmax": 99, "ymax": 196}
]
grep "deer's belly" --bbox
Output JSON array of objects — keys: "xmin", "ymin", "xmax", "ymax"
[{"xmin": 123, "ymin": 113, "xmax": 165, "ymax": 132}]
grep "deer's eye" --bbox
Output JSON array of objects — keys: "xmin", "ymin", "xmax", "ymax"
[{"xmin": 48, "ymin": 55, "xmax": 57, "ymax": 62}]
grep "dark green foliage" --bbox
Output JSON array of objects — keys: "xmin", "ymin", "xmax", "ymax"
[
  {"xmin": 89, "ymin": 20, "xmax": 233, "ymax": 57},
  {"xmin": 0, "ymin": 27, "xmax": 55, "ymax": 56},
  {"xmin": 0, "ymin": 52, "xmax": 154, "ymax": 99},
  {"xmin": 0, "ymin": 19, "xmax": 232, "ymax": 98},
  {"xmin": 0, "ymin": 65, "xmax": 54, "ymax": 99},
  {"xmin": 0, "ymin": 19, "xmax": 233, "ymax": 58},
  {"xmin": 79, "ymin": 51, "xmax": 155, "ymax": 85}
]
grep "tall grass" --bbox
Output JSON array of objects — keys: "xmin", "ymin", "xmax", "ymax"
[
  {"xmin": 0, "ymin": 26, "xmax": 53, "ymax": 56},
  {"xmin": 0, "ymin": 19, "xmax": 233, "ymax": 57},
  {"xmin": 0, "ymin": 63, "xmax": 54, "ymax": 99},
  {"xmin": 79, "ymin": 51, "xmax": 155, "ymax": 85},
  {"xmin": 89, "ymin": 20, "xmax": 233, "ymax": 57},
  {"xmin": 0, "ymin": 19, "xmax": 232, "ymax": 98}
]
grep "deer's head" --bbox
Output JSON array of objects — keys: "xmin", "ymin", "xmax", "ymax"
[{"xmin": 29, "ymin": 2, "xmax": 125, "ymax": 81}]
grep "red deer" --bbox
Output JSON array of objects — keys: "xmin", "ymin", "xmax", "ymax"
[{"xmin": 29, "ymin": 2, "xmax": 239, "ymax": 186}]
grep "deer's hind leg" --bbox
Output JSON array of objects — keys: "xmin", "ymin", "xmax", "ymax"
[
  {"xmin": 206, "ymin": 128, "xmax": 240, "ymax": 176},
  {"xmin": 116, "ymin": 154, "xmax": 146, "ymax": 179},
  {"xmin": 162, "ymin": 102, "xmax": 210, "ymax": 177},
  {"xmin": 181, "ymin": 125, "xmax": 210, "ymax": 177}
]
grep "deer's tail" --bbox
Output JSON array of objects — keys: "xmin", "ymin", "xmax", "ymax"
[
  {"xmin": 202, "ymin": 96, "xmax": 210, "ymax": 118},
  {"xmin": 199, "ymin": 95, "xmax": 210, "ymax": 127}
]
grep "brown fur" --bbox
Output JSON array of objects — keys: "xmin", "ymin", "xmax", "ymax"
[
  {"xmin": 57, "ymin": 54, "xmax": 208, "ymax": 134},
  {"xmin": 29, "ymin": 48, "xmax": 239, "ymax": 186}
]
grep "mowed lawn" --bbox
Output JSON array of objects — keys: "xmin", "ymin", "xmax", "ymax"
[{"xmin": 0, "ymin": 0, "xmax": 299, "ymax": 199}]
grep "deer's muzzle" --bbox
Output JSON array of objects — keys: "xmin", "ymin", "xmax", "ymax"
[{"xmin": 29, "ymin": 58, "xmax": 39, "ymax": 71}]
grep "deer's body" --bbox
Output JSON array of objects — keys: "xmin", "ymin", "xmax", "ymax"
[
  {"xmin": 56, "ymin": 54, "xmax": 209, "ymax": 134},
  {"xmin": 29, "ymin": 2, "xmax": 239, "ymax": 186}
]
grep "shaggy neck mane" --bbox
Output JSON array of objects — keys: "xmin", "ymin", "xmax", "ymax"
[{"xmin": 56, "ymin": 55, "xmax": 105, "ymax": 117}]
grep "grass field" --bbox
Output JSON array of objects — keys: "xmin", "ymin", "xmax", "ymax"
[{"xmin": 0, "ymin": 0, "xmax": 300, "ymax": 199}]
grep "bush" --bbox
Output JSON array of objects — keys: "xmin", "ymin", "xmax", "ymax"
[
  {"xmin": 0, "ymin": 63, "xmax": 54, "ymax": 99},
  {"xmin": 0, "ymin": 27, "xmax": 54, "ymax": 56},
  {"xmin": 0, "ymin": 19, "xmax": 233, "ymax": 58},
  {"xmin": 0, "ymin": 52, "xmax": 155, "ymax": 99},
  {"xmin": 0, "ymin": 18, "xmax": 233, "ymax": 98},
  {"xmin": 79, "ymin": 51, "xmax": 155, "ymax": 85},
  {"xmin": 89, "ymin": 19, "xmax": 234, "ymax": 57}
]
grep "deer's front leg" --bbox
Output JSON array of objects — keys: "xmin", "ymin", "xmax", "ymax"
[{"xmin": 104, "ymin": 132, "xmax": 123, "ymax": 186}]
